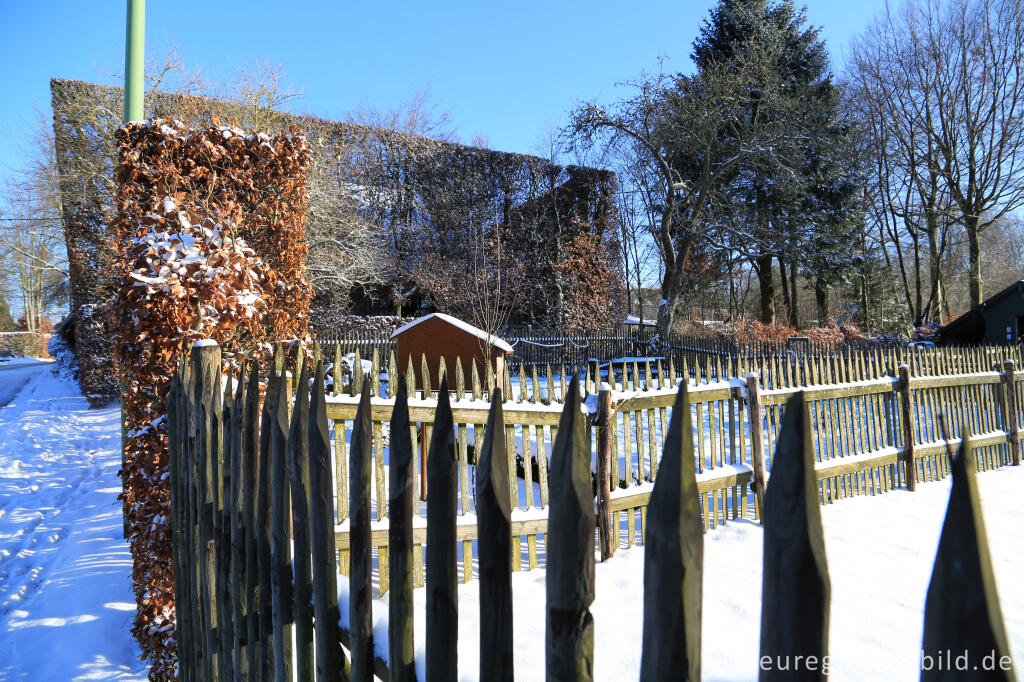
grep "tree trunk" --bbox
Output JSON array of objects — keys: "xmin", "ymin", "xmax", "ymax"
[
  {"xmin": 754, "ymin": 255, "xmax": 775, "ymax": 324},
  {"xmin": 788, "ymin": 258, "xmax": 799, "ymax": 329},
  {"xmin": 728, "ymin": 260, "xmax": 736, "ymax": 320},
  {"xmin": 656, "ymin": 236, "xmax": 696, "ymax": 340},
  {"xmin": 912, "ymin": 230, "xmax": 923, "ymax": 327},
  {"xmin": 926, "ymin": 217, "xmax": 946, "ymax": 322},
  {"xmin": 778, "ymin": 257, "xmax": 792, "ymax": 323},
  {"xmin": 858, "ymin": 219, "xmax": 871, "ymax": 330},
  {"xmin": 966, "ymin": 217, "xmax": 983, "ymax": 308},
  {"xmin": 815, "ymin": 281, "xmax": 829, "ymax": 323},
  {"xmin": 657, "ymin": 266, "xmax": 681, "ymax": 340},
  {"xmin": 860, "ymin": 271, "xmax": 870, "ymax": 331}
]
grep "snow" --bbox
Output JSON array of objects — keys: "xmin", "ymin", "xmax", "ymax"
[
  {"xmin": 603, "ymin": 356, "xmax": 666, "ymax": 365},
  {"xmin": 0, "ymin": 357, "xmax": 51, "ymax": 367},
  {"xmin": 696, "ymin": 461, "xmax": 753, "ymax": 484},
  {"xmin": 390, "ymin": 313, "xmax": 514, "ymax": 353},
  {"xmin": 0, "ymin": 360, "xmax": 53, "ymax": 408},
  {"xmin": 0, "ymin": 366, "xmax": 146, "ymax": 680},
  {"xmin": 340, "ymin": 464, "xmax": 1024, "ymax": 681},
  {"xmin": 814, "ymin": 446, "xmax": 900, "ymax": 474},
  {"xmin": 327, "ymin": 392, "xmax": 580, "ymax": 415},
  {"xmin": 128, "ymin": 221, "xmax": 265, "ymax": 325}
]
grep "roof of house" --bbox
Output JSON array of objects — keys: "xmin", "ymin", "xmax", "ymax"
[
  {"xmin": 390, "ymin": 313, "xmax": 514, "ymax": 353},
  {"xmin": 623, "ymin": 314, "xmax": 656, "ymax": 327},
  {"xmin": 939, "ymin": 280, "xmax": 1024, "ymax": 337}
]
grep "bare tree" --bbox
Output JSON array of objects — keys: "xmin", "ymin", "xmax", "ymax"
[
  {"xmin": 302, "ymin": 146, "xmax": 384, "ymax": 296},
  {"xmin": 0, "ymin": 124, "xmax": 68, "ymax": 331},
  {"xmin": 615, "ymin": 174, "xmax": 660, "ymax": 323},
  {"xmin": 844, "ymin": 47, "xmax": 954, "ymax": 326},
  {"xmin": 568, "ymin": 46, "xmax": 797, "ymax": 337},
  {"xmin": 849, "ymin": 0, "xmax": 1024, "ymax": 309}
]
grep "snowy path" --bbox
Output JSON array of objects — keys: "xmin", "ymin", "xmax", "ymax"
[
  {"xmin": 0, "ymin": 367, "xmax": 146, "ymax": 681},
  {"xmin": 0, "ymin": 359, "xmax": 54, "ymax": 408}
]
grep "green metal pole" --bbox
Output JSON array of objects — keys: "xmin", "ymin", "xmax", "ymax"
[
  {"xmin": 121, "ymin": 0, "xmax": 144, "ymax": 539},
  {"xmin": 123, "ymin": 0, "xmax": 145, "ymax": 122}
]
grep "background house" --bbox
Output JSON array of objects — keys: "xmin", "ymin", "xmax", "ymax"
[{"xmin": 937, "ymin": 280, "xmax": 1024, "ymax": 345}]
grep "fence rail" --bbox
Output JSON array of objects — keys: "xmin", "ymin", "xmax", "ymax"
[{"xmin": 168, "ymin": 339, "xmax": 1021, "ymax": 680}]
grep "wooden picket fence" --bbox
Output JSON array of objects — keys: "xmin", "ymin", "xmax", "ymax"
[
  {"xmin": 170, "ymin": 340, "xmax": 1024, "ymax": 604},
  {"xmin": 668, "ymin": 336, "xmax": 1016, "ymax": 384},
  {"xmin": 319, "ymin": 342, "xmax": 1024, "ymax": 573},
  {"xmin": 505, "ymin": 331, "xmax": 654, "ymax": 367},
  {"xmin": 167, "ymin": 339, "xmax": 1018, "ymax": 680},
  {"xmin": 320, "ymin": 345, "xmax": 754, "ymax": 586},
  {"xmin": 318, "ymin": 326, "xmax": 1018, "ymax": 386},
  {"xmin": 317, "ymin": 329, "xmax": 657, "ymax": 371},
  {"xmin": 316, "ymin": 330, "xmax": 396, "ymax": 363}
]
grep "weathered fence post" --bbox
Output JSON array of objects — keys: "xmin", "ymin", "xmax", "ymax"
[
  {"xmin": 192, "ymin": 340, "xmax": 222, "ymax": 681},
  {"xmin": 546, "ymin": 377, "xmax": 595, "ymax": 682},
  {"xmin": 922, "ymin": 436, "xmax": 1015, "ymax": 680},
  {"xmin": 256, "ymin": 346, "xmax": 283, "ymax": 680},
  {"xmin": 171, "ymin": 362, "xmax": 196, "ymax": 682},
  {"xmin": 389, "ymin": 377, "xmax": 416, "ymax": 682},
  {"xmin": 1003, "ymin": 360, "xmax": 1020, "ymax": 466},
  {"xmin": 350, "ymin": 379, "xmax": 375, "ymax": 682},
  {"xmin": 745, "ymin": 373, "xmax": 768, "ymax": 519},
  {"xmin": 308, "ymin": 359, "xmax": 345, "ymax": 681},
  {"xmin": 426, "ymin": 377, "xmax": 459, "ymax": 682},
  {"xmin": 185, "ymin": 355, "xmax": 203, "ymax": 679},
  {"xmin": 760, "ymin": 392, "xmax": 830, "ymax": 681},
  {"xmin": 166, "ymin": 366, "xmax": 188, "ymax": 681},
  {"xmin": 228, "ymin": 364, "xmax": 247, "ymax": 681},
  {"xmin": 478, "ymin": 388, "xmax": 514, "ymax": 682},
  {"xmin": 640, "ymin": 380, "xmax": 702, "ymax": 681},
  {"xmin": 898, "ymin": 364, "xmax": 917, "ymax": 490},
  {"xmin": 218, "ymin": 375, "xmax": 234, "ymax": 682},
  {"xmin": 288, "ymin": 362, "xmax": 314, "ymax": 681},
  {"xmin": 242, "ymin": 367, "xmax": 262, "ymax": 680},
  {"xmin": 596, "ymin": 384, "xmax": 614, "ymax": 561},
  {"xmin": 270, "ymin": 357, "xmax": 294, "ymax": 682}
]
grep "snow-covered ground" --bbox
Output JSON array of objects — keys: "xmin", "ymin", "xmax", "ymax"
[
  {"xmin": 345, "ymin": 463, "xmax": 1024, "ymax": 681},
  {"xmin": 0, "ymin": 365, "xmax": 146, "ymax": 681},
  {"xmin": 0, "ymin": 358, "xmax": 53, "ymax": 408}
]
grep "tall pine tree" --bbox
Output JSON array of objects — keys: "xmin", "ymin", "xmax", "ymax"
[{"xmin": 687, "ymin": 0, "xmax": 861, "ymax": 325}]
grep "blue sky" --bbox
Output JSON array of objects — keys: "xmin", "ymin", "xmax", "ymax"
[{"xmin": 0, "ymin": 0, "xmax": 889, "ymax": 176}]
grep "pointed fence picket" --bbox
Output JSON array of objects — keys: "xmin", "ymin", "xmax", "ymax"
[{"xmin": 759, "ymin": 394, "xmax": 831, "ymax": 681}]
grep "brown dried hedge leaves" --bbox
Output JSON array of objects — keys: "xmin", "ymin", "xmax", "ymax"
[{"xmin": 112, "ymin": 117, "xmax": 311, "ymax": 678}]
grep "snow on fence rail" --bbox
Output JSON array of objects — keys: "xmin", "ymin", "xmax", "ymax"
[{"xmin": 167, "ymin": 340, "xmax": 1017, "ymax": 680}]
